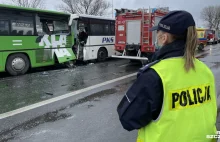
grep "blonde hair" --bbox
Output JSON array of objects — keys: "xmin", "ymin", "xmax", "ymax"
[
  {"xmin": 169, "ymin": 26, "xmax": 198, "ymax": 72},
  {"xmin": 183, "ymin": 26, "xmax": 198, "ymax": 72}
]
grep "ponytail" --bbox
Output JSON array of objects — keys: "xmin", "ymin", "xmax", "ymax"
[{"xmin": 184, "ymin": 26, "xmax": 198, "ymax": 72}]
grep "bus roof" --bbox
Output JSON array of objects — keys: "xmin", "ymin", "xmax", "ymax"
[
  {"xmin": 0, "ymin": 4, "xmax": 69, "ymax": 16},
  {"xmin": 71, "ymin": 14, "xmax": 115, "ymax": 21}
]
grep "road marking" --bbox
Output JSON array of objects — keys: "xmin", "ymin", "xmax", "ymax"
[{"xmin": 0, "ymin": 73, "xmax": 137, "ymax": 119}]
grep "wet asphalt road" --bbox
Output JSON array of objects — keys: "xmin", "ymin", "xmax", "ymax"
[
  {"xmin": 0, "ymin": 59, "xmax": 141, "ymax": 114},
  {"xmin": 0, "ymin": 44, "xmax": 220, "ymax": 142},
  {"xmin": 0, "ymin": 82, "xmax": 138, "ymax": 142}
]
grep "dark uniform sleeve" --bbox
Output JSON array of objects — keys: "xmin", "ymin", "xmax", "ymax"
[{"xmin": 117, "ymin": 68, "xmax": 163, "ymax": 131}]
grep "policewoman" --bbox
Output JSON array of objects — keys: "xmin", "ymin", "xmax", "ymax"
[{"xmin": 117, "ymin": 10, "xmax": 217, "ymax": 142}]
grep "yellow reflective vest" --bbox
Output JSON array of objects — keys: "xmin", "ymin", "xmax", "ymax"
[{"xmin": 137, "ymin": 57, "xmax": 217, "ymax": 142}]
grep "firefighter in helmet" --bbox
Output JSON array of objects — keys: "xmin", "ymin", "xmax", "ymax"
[{"xmin": 117, "ymin": 10, "xmax": 217, "ymax": 142}]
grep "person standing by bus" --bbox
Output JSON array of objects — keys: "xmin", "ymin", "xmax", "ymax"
[
  {"xmin": 77, "ymin": 27, "xmax": 88, "ymax": 60},
  {"xmin": 78, "ymin": 27, "xmax": 88, "ymax": 45},
  {"xmin": 117, "ymin": 10, "xmax": 217, "ymax": 142}
]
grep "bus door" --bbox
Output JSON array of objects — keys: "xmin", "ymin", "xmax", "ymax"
[{"xmin": 76, "ymin": 18, "xmax": 89, "ymax": 60}]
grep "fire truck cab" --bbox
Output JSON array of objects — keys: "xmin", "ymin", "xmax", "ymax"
[
  {"xmin": 112, "ymin": 7, "xmax": 169, "ymax": 63},
  {"xmin": 206, "ymin": 29, "xmax": 218, "ymax": 44}
]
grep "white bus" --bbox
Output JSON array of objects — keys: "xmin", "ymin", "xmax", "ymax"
[{"xmin": 69, "ymin": 14, "xmax": 121, "ymax": 62}]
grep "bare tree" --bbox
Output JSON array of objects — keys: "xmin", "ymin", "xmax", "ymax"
[
  {"xmin": 8, "ymin": 0, "xmax": 45, "ymax": 9},
  {"xmin": 201, "ymin": 6, "xmax": 215, "ymax": 29},
  {"xmin": 214, "ymin": 6, "xmax": 220, "ymax": 30},
  {"xmin": 201, "ymin": 5, "xmax": 220, "ymax": 29},
  {"xmin": 58, "ymin": 0, "xmax": 111, "ymax": 16}
]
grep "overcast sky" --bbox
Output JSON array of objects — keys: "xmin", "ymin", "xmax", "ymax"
[
  {"xmin": 1, "ymin": 0, "xmax": 220, "ymax": 27},
  {"xmin": 44, "ymin": 0, "xmax": 220, "ymax": 27}
]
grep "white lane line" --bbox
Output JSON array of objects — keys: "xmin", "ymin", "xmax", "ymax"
[{"xmin": 0, "ymin": 73, "xmax": 137, "ymax": 119}]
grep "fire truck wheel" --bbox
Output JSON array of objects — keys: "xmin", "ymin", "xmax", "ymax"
[{"xmin": 97, "ymin": 48, "xmax": 108, "ymax": 62}]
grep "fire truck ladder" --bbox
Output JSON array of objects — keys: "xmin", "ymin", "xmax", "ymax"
[
  {"xmin": 141, "ymin": 7, "xmax": 151, "ymax": 51},
  {"xmin": 135, "ymin": 7, "xmax": 151, "ymax": 61}
]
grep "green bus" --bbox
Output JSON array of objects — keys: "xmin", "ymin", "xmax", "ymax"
[{"xmin": 0, "ymin": 4, "xmax": 76, "ymax": 76}]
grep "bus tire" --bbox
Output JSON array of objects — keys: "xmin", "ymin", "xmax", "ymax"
[
  {"xmin": 97, "ymin": 48, "xmax": 108, "ymax": 62},
  {"xmin": 6, "ymin": 53, "xmax": 30, "ymax": 76}
]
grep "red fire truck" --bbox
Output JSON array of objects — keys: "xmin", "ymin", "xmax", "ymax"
[
  {"xmin": 112, "ymin": 7, "xmax": 169, "ymax": 63},
  {"xmin": 206, "ymin": 29, "xmax": 218, "ymax": 45}
]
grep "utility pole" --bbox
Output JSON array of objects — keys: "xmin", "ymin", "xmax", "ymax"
[{"xmin": 112, "ymin": 0, "xmax": 113, "ymax": 18}]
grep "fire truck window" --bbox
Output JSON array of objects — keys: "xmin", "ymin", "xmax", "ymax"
[{"xmin": 118, "ymin": 25, "xmax": 124, "ymax": 31}]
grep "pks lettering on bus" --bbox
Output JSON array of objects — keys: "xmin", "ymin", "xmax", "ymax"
[{"xmin": 102, "ymin": 37, "xmax": 114, "ymax": 43}]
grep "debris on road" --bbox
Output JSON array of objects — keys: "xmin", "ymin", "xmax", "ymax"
[
  {"xmin": 44, "ymin": 92, "xmax": 54, "ymax": 96},
  {"xmin": 42, "ymin": 72, "xmax": 49, "ymax": 76}
]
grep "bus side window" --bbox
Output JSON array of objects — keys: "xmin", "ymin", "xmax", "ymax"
[
  {"xmin": 39, "ymin": 20, "xmax": 52, "ymax": 35},
  {"xmin": 0, "ymin": 20, "xmax": 9, "ymax": 35},
  {"xmin": 10, "ymin": 14, "xmax": 34, "ymax": 36},
  {"xmin": 0, "ymin": 13, "xmax": 10, "ymax": 35},
  {"xmin": 47, "ymin": 22, "xmax": 54, "ymax": 33},
  {"xmin": 110, "ymin": 21, "xmax": 115, "ymax": 35},
  {"xmin": 103, "ymin": 20, "xmax": 110, "ymax": 36},
  {"xmin": 36, "ymin": 15, "xmax": 44, "ymax": 35},
  {"xmin": 90, "ymin": 19, "xmax": 104, "ymax": 36}
]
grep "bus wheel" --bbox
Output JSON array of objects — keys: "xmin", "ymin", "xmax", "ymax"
[
  {"xmin": 97, "ymin": 48, "xmax": 108, "ymax": 62},
  {"xmin": 6, "ymin": 53, "xmax": 30, "ymax": 76}
]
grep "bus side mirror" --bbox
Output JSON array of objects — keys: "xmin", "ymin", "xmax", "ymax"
[{"xmin": 36, "ymin": 35, "xmax": 43, "ymax": 43}]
